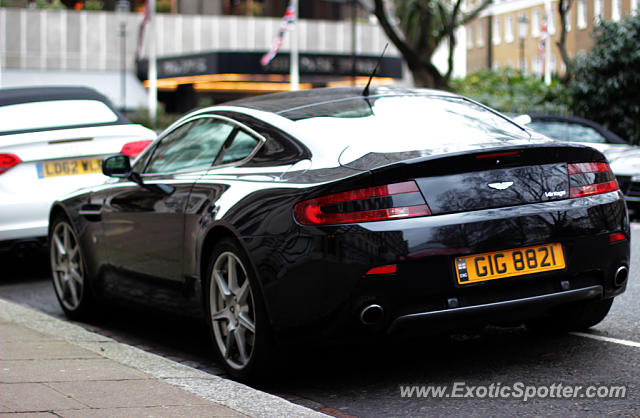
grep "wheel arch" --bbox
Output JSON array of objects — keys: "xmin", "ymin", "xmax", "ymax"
[
  {"xmin": 49, "ymin": 203, "xmax": 72, "ymax": 233},
  {"xmin": 198, "ymin": 225, "xmax": 272, "ymax": 325},
  {"xmin": 48, "ymin": 203, "xmax": 96, "ymax": 319}
]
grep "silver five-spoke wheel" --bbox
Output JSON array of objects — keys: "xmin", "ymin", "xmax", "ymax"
[
  {"xmin": 209, "ymin": 250, "xmax": 257, "ymax": 371},
  {"xmin": 50, "ymin": 221, "xmax": 85, "ymax": 312}
]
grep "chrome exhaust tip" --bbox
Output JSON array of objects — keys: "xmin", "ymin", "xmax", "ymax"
[
  {"xmin": 360, "ymin": 304, "xmax": 384, "ymax": 325},
  {"xmin": 614, "ymin": 265, "xmax": 628, "ymax": 287}
]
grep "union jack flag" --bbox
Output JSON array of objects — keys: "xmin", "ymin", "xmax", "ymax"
[
  {"xmin": 135, "ymin": 0, "xmax": 151, "ymax": 62},
  {"xmin": 261, "ymin": 1, "xmax": 296, "ymax": 67},
  {"xmin": 539, "ymin": 17, "xmax": 548, "ymax": 56}
]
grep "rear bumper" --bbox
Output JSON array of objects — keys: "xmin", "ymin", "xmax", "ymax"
[
  {"xmin": 0, "ymin": 199, "xmax": 49, "ymax": 241},
  {"xmin": 0, "ymin": 173, "xmax": 106, "ymax": 242},
  {"xmin": 245, "ymin": 190, "xmax": 630, "ymax": 340},
  {"xmin": 388, "ymin": 285, "xmax": 603, "ymax": 333}
]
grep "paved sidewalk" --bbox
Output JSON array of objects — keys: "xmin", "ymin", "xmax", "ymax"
[{"xmin": 0, "ymin": 298, "xmax": 324, "ymax": 418}]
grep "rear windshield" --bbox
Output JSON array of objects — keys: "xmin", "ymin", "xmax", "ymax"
[
  {"xmin": 282, "ymin": 95, "xmax": 526, "ymax": 137},
  {"xmin": 280, "ymin": 95, "xmax": 530, "ymax": 164},
  {"xmin": 0, "ymin": 99, "xmax": 119, "ymax": 133}
]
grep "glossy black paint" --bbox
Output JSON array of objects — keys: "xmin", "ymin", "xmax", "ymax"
[{"xmin": 50, "ymin": 87, "xmax": 631, "ymax": 344}]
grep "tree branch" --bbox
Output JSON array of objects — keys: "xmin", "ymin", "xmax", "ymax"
[
  {"xmin": 356, "ymin": 0, "xmax": 373, "ymax": 14},
  {"xmin": 372, "ymin": 0, "xmax": 420, "ymax": 64},
  {"xmin": 556, "ymin": 0, "xmax": 575, "ymax": 82},
  {"xmin": 459, "ymin": 0, "xmax": 492, "ymax": 26},
  {"xmin": 445, "ymin": 0, "xmax": 464, "ymax": 81}
]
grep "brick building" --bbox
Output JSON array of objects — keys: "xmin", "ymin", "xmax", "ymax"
[{"xmin": 466, "ymin": 0, "xmax": 638, "ymax": 76}]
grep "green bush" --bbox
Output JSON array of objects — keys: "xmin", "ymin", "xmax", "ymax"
[
  {"xmin": 156, "ymin": 0, "xmax": 171, "ymax": 13},
  {"xmin": 450, "ymin": 68, "xmax": 570, "ymax": 115},
  {"xmin": 35, "ymin": 0, "xmax": 65, "ymax": 9},
  {"xmin": 569, "ymin": 14, "xmax": 640, "ymax": 145},
  {"xmin": 83, "ymin": 0, "xmax": 103, "ymax": 10}
]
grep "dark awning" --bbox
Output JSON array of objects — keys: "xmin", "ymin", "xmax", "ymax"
[{"xmin": 137, "ymin": 50, "xmax": 403, "ymax": 81}]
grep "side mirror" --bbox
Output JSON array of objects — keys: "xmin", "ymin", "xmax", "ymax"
[{"xmin": 102, "ymin": 154, "xmax": 131, "ymax": 177}]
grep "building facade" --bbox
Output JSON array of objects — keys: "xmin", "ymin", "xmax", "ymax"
[
  {"xmin": 0, "ymin": 4, "xmax": 402, "ymax": 111},
  {"xmin": 466, "ymin": 0, "xmax": 638, "ymax": 76}
]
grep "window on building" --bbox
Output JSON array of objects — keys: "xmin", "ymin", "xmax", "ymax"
[
  {"xmin": 476, "ymin": 20, "xmax": 484, "ymax": 46},
  {"xmin": 505, "ymin": 14, "xmax": 514, "ymax": 42},
  {"xmin": 548, "ymin": 9, "xmax": 556, "ymax": 34},
  {"xmin": 492, "ymin": 16, "xmax": 501, "ymax": 44},
  {"xmin": 532, "ymin": 8, "xmax": 541, "ymax": 36},
  {"xmin": 577, "ymin": 0, "xmax": 587, "ymax": 28},
  {"xmin": 467, "ymin": 24, "xmax": 473, "ymax": 49},
  {"xmin": 594, "ymin": 0, "xmax": 603, "ymax": 23},
  {"xmin": 612, "ymin": 0, "xmax": 621, "ymax": 21},
  {"xmin": 632, "ymin": 0, "xmax": 638, "ymax": 14},
  {"xmin": 550, "ymin": 54, "xmax": 557, "ymax": 74}
]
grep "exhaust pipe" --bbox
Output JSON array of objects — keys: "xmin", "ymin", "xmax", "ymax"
[
  {"xmin": 360, "ymin": 304, "xmax": 384, "ymax": 325},
  {"xmin": 614, "ymin": 266, "xmax": 628, "ymax": 287}
]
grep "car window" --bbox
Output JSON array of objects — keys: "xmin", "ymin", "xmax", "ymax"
[
  {"xmin": 0, "ymin": 100, "xmax": 119, "ymax": 133},
  {"xmin": 284, "ymin": 96, "xmax": 528, "ymax": 161},
  {"xmin": 220, "ymin": 130, "xmax": 260, "ymax": 164},
  {"xmin": 145, "ymin": 118, "xmax": 235, "ymax": 174},
  {"xmin": 526, "ymin": 121, "xmax": 608, "ymax": 144}
]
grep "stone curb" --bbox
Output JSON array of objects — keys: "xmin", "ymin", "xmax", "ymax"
[{"xmin": 0, "ymin": 297, "xmax": 326, "ymax": 418}]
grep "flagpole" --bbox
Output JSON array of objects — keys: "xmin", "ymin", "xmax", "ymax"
[
  {"xmin": 544, "ymin": 0, "xmax": 552, "ymax": 85},
  {"xmin": 147, "ymin": 0, "xmax": 158, "ymax": 125},
  {"xmin": 290, "ymin": 0, "xmax": 299, "ymax": 91}
]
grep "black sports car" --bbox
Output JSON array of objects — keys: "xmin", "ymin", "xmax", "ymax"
[{"xmin": 49, "ymin": 87, "xmax": 631, "ymax": 379}]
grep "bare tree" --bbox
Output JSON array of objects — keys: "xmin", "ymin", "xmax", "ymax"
[
  {"xmin": 556, "ymin": 0, "xmax": 575, "ymax": 82},
  {"xmin": 369, "ymin": 0, "xmax": 491, "ymax": 89}
]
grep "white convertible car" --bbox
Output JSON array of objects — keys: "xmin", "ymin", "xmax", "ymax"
[{"xmin": 0, "ymin": 86, "xmax": 155, "ymax": 254}]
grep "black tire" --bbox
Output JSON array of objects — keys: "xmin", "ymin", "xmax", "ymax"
[
  {"xmin": 49, "ymin": 215, "xmax": 95, "ymax": 320},
  {"xmin": 526, "ymin": 298, "xmax": 614, "ymax": 333},
  {"xmin": 204, "ymin": 238, "xmax": 272, "ymax": 380}
]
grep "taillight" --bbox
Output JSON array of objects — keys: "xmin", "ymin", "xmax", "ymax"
[
  {"xmin": 475, "ymin": 151, "xmax": 520, "ymax": 159},
  {"xmin": 366, "ymin": 264, "xmax": 397, "ymax": 275},
  {"xmin": 120, "ymin": 140, "xmax": 153, "ymax": 158},
  {"xmin": 568, "ymin": 162, "xmax": 619, "ymax": 198},
  {"xmin": 609, "ymin": 232, "xmax": 627, "ymax": 243},
  {"xmin": 294, "ymin": 181, "xmax": 431, "ymax": 226},
  {"xmin": 0, "ymin": 154, "xmax": 21, "ymax": 175}
]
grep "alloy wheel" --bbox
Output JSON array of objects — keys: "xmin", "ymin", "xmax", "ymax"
[
  {"xmin": 209, "ymin": 251, "xmax": 257, "ymax": 370},
  {"xmin": 50, "ymin": 221, "xmax": 85, "ymax": 311}
]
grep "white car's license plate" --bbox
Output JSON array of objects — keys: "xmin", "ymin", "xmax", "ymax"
[{"xmin": 37, "ymin": 158, "xmax": 103, "ymax": 178}]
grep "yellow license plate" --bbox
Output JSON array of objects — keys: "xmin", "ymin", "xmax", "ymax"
[
  {"xmin": 455, "ymin": 243, "xmax": 565, "ymax": 285},
  {"xmin": 37, "ymin": 158, "xmax": 103, "ymax": 178}
]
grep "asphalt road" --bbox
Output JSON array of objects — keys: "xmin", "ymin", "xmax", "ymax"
[{"xmin": 2, "ymin": 224, "xmax": 639, "ymax": 417}]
